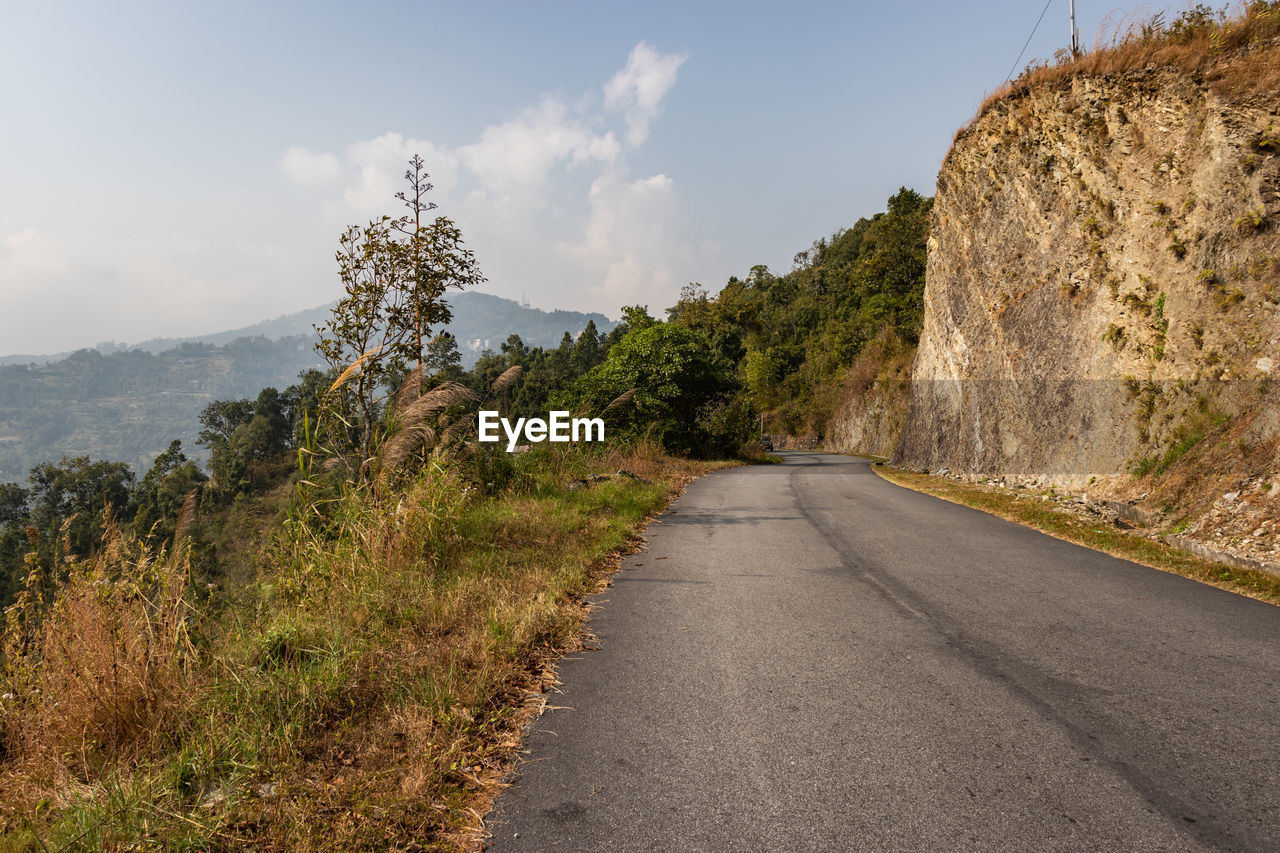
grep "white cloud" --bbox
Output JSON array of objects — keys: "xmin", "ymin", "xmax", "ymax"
[
  {"xmin": 1, "ymin": 42, "xmax": 704, "ymax": 356},
  {"xmin": 603, "ymin": 41, "xmax": 688, "ymax": 146},
  {"xmin": 562, "ymin": 172, "xmax": 695, "ymax": 311},
  {"xmin": 457, "ymin": 98, "xmax": 619, "ymax": 192},
  {"xmin": 269, "ymin": 41, "xmax": 702, "ymax": 320},
  {"xmin": 342, "ymin": 133, "xmax": 459, "ymax": 215},
  {"xmin": 0, "ymin": 210, "xmax": 331, "ymax": 354},
  {"xmin": 0, "ymin": 228, "xmax": 65, "ymax": 278},
  {"xmin": 280, "ymin": 146, "xmax": 342, "ymax": 187}
]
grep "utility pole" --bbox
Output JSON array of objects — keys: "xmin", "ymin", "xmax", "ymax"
[{"xmin": 1069, "ymin": 0, "xmax": 1080, "ymax": 56}]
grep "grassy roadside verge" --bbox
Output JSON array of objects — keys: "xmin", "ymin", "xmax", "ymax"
[
  {"xmin": 0, "ymin": 446, "xmax": 726, "ymax": 851},
  {"xmin": 874, "ymin": 465, "xmax": 1280, "ymax": 605}
]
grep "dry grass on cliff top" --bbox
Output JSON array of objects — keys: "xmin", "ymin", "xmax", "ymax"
[
  {"xmin": 875, "ymin": 465, "xmax": 1280, "ymax": 605},
  {"xmin": 971, "ymin": 2, "xmax": 1280, "ymax": 130}
]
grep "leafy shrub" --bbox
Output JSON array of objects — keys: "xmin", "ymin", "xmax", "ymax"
[{"xmin": 558, "ymin": 323, "xmax": 740, "ymax": 457}]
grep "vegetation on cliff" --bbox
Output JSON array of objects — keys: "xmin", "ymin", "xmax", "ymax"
[
  {"xmin": 667, "ymin": 187, "xmax": 931, "ymax": 438},
  {"xmin": 978, "ymin": 1, "xmax": 1280, "ymax": 123},
  {"xmin": 890, "ymin": 0, "xmax": 1280, "ymax": 571}
]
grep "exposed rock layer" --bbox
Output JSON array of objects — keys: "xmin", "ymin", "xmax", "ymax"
[{"xmin": 892, "ymin": 69, "xmax": 1280, "ymax": 487}]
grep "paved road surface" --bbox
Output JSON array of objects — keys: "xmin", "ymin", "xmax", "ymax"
[{"xmin": 485, "ymin": 452, "xmax": 1280, "ymax": 851}]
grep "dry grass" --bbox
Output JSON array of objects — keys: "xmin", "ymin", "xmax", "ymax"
[
  {"xmin": 377, "ymin": 381, "xmax": 479, "ymax": 482},
  {"xmin": 875, "ymin": 464, "xmax": 1280, "ymax": 604},
  {"xmin": 603, "ymin": 387, "xmax": 637, "ymax": 414},
  {"xmin": 487, "ymin": 365, "xmax": 523, "ymax": 397},
  {"xmin": 327, "ymin": 347, "xmax": 383, "ymax": 394},
  {"xmin": 968, "ymin": 2, "xmax": 1280, "ymax": 136},
  {"xmin": 0, "ymin": 444, "xmax": 724, "ymax": 851},
  {"xmin": 378, "ymin": 368, "xmax": 534, "ymax": 488},
  {"xmin": 1, "ymin": 516, "xmax": 199, "ymax": 790}
]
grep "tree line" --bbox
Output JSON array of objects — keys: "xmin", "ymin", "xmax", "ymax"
[{"xmin": 668, "ymin": 187, "xmax": 931, "ymax": 435}]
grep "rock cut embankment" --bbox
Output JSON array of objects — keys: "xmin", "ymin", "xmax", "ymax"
[{"xmin": 893, "ymin": 68, "xmax": 1280, "ymax": 490}]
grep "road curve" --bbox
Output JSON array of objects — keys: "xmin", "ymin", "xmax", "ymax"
[{"xmin": 485, "ymin": 452, "xmax": 1280, "ymax": 851}]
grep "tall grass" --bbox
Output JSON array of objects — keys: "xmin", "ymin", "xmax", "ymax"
[
  {"xmin": 1, "ymin": 513, "xmax": 200, "ymax": 786},
  {"xmin": 0, "ymin": 442, "xmax": 713, "ymax": 850}
]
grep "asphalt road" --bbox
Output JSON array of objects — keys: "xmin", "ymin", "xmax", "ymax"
[{"xmin": 485, "ymin": 452, "xmax": 1280, "ymax": 851}]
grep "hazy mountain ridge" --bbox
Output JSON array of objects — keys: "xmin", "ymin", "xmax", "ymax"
[
  {"xmin": 0, "ymin": 293, "xmax": 616, "ymax": 481},
  {"xmin": 0, "ymin": 292, "xmax": 614, "ymax": 367}
]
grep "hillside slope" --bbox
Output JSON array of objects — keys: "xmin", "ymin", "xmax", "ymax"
[
  {"xmin": 0, "ymin": 338, "xmax": 318, "ymax": 481},
  {"xmin": 0, "ymin": 293, "xmax": 616, "ymax": 482}
]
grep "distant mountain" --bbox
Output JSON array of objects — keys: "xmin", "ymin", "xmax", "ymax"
[
  {"xmin": 0, "ymin": 292, "xmax": 615, "ymax": 482},
  {"xmin": 0, "ymin": 337, "xmax": 322, "ymax": 482},
  {"xmin": 428, "ymin": 291, "xmax": 616, "ymax": 358},
  {"xmin": 139, "ymin": 291, "xmax": 613, "ymax": 360},
  {"xmin": 0, "ymin": 291, "xmax": 614, "ymax": 368},
  {"xmin": 128, "ymin": 304, "xmax": 338, "ymax": 353}
]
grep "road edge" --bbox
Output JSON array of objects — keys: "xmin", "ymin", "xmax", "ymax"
[
  {"xmin": 872, "ymin": 462, "xmax": 1280, "ymax": 606},
  {"xmin": 467, "ymin": 459, "xmax": 741, "ymax": 851}
]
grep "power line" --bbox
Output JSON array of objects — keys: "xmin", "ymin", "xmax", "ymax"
[{"xmin": 1005, "ymin": 0, "xmax": 1057, "ymax": 83}]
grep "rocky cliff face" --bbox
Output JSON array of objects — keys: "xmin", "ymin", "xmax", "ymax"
[{"xmin": 894, "ymin": 68, "xmax": 1280, "ymax": 490}]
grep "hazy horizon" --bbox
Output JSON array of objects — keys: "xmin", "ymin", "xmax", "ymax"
[
  {"xmin": 1, "ymin": 0, "xmax": 1185, "ymax": 355},
  {"xmin": 0, "ymin": 286, "xmax": 607, "ymax": 357}
]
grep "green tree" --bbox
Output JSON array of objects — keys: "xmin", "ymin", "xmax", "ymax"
[
  {"xmin": 501, "ymin": 334, "xmax": 529, "ymax": 363},
  {"xmin": 425, "ymin": 331, "xmax": 463, "ymax": 378},
  {"xmin": 570, "ymin": 320, "xmax": 604, "ymax": 374},
  {"xmin": 27, "ymin": 456, "xmax": 134, "ymax": 563},
  {"xmin": 0, "ymin": 483, "xmax": 27, "ymax": 529},
  {"xmin": 282, "ymin": 368, "xmax": 333, "ymax": 448},
  {"xmin": 196, "ymin": 398, "xmax": 254, "ymax": 448},
  {"xmin": 132, "ymin": 440, "xmax": 207, "ymax": 542},
  {"xmin": 618, "ymin": 305, "xmax": 656, "ymax": 331},
  {"xmin": 662, "ymin": 187, "xmax": 931, "ymax": 437},
  {"xmin": 198, "ymin": 388, "xmax": 300, "ymax": 497},
  {"xmin": 315, "ymin": 156, "xmax": 485, "ymax": 466},
  {"xmin": 0, "ymin": 482, "xmax": 30, "ymax": 608},
  {"xmin": 560, "ymin": 322, "xmax": 737, "ymax": 456},
  {"xmin": 253, "ymin": 387, "xmax": 291, "ymax": 453}
]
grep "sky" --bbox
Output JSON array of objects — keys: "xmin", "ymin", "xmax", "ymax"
[{"xmin": 0, "ymin": 0, "xmax": 1187, "ymax": 355}]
